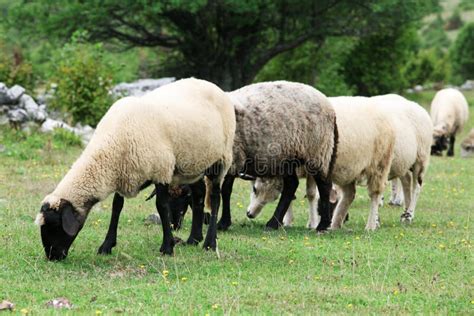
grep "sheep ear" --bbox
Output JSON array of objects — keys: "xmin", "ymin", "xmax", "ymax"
[{"xmin": 62, "ymin": 204, "xmax": 81, "ymax": 236}]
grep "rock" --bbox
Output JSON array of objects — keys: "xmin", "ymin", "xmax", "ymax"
[
  {"xmin": 7, "ymin": 84, "xmax": 26, "ymax": 103},
  {"xmin": 0, "ymin": 114, "xmax": 8, "ymax": 126},
  {"xmin": 145, "ymin": 213, "xmax": 161, "ymax": 225},
  {"xmin": 40, "ymin": 118, "xmax": 74, "ymax": 133},
  {"xmin": 73, "ymin": 123, "xmax": 95, "ymax": 145},
  {"xmin": 19, "ymin": 94, "xmax": 46, "ymax": 122},
  {"xmin": 0, "ymin": 300, "xmax": 15, "ymax": 311},
  {"xmin": 414, "ymin": 85, "xmax": 423, "ymax": 92},
  {"xmin": 0, "ymin": 105, "xmax": 9, "ymax": 114},
  {"xmin": 0, "ymin": 83, "xmax": 9, "ymax": 104},
  {"xmin": 406, "ymin": 88, "xmax": 414, "ymax": 94},
  {"xmin": 111, "ymin": 77, "xmax": 175, "ymax": 98},
  {"xmin": 461, "ymin": 80, "xmax": 474, "ymax": 91},
  {"xmin": 7, "ymin": 108, "xmax": 28, "ymax": 124}
]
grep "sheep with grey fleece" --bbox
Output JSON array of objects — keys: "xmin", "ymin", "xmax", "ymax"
[
  {"xmin": 35, "ymin": 78, "xmax": 235, "ymax": 260},
  {"xmin": 430, "ymin": 88, "xmax": 469, "ymax": 156},
  {"xmin": 212, "ymin": 81, "xmax": 338, "ymax": 232},
  {"xmin": 246, "ymin": 94, "xmax": 432, "ymax": 230}
]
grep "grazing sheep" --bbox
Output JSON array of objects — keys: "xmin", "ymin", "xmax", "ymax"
[
  {"xmin": 214, "ymin": 81, "xmax": 338, "ymax": 232},
  {"xmin": 246, "ymin": 95, "xmax": 432, "ymax": 231},
  {"xmin": 35, "ymin": 78, "xmax": 236, "ymax": 260},
  {"xmin": 430, "ymin": 88, "xmax": 469, "ymax": 156},
  {"xmin": 461, "ymin": 128, "xmax": 474, "ymax": 158}
]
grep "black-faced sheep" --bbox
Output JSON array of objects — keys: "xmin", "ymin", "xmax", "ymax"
[
  {"xmin": 461, "ymin": 128, "xmax": 474, "ymax": 158},
  {"xmin": 215, "ymin": 81, "xmax": 338, "ymax": 232},
  {"xmin": 430, "ymin": 88, "xmax": 469, "ymax": 156},
  {"xmin": 35, "ymin": 78, "xmax": 236, "ymax": 260}
]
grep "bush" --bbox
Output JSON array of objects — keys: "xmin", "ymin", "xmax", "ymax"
[
  {"xmin": 445, "ymin": 9, "xmax": 463, "ymax": 31},
  {"xmin": 49, "ymin": 31, "xmax": 114, "ymax": 127},
  {"xmin": 343, "ymin": 27, "xmax": 419, "ymax": 96},
  {"xmin": 451, "ymin": 22, "xmax": 474, "ymax": 83},
  {"xmin": 403, "ymin": 49, "xmax": 450, "ymax": 86},
  {"xmin": 0, "ymin": 41, "xmax": 35, "ymax": 89},
  {"xmin": 421, "ymin": 14, "xmax": 450, "ymax": 50}
]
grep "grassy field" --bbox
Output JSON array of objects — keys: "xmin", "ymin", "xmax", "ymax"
[{"xmin": 0, "ymin": 90, "xmax": 473, "ymax": 315}]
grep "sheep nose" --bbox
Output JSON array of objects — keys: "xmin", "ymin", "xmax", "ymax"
[{"xmin": 246, "ymin": 211, "xmax": 255, "ymax": 219}]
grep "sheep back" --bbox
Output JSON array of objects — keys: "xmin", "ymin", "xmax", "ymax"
[
  {"xmin": 229, "ymin": 81, "xmax": 337, "ymax": 179},
  {"xmin": 430, "ymin": 88, "xmax": 469, "ymax": 137}
]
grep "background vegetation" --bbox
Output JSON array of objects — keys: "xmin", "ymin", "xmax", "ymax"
[
  {"xmin": 0, "ymin": 1, "xmax": 473, "ymax": 313},
  {"xmin": 0, "ymin": 91, "xmax": 473, "ymax": 314}
]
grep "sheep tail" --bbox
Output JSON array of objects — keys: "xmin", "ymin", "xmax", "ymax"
[{"xmin": 204, "ymin": 176, "xmax": 213, "ymax": 210}]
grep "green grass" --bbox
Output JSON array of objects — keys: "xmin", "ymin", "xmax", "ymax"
[{"xmin": 0, "ymin": 91, "xmax": 473, "ymax": 314}]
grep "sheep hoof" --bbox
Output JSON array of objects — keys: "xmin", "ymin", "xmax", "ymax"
[
  {"xmin": 186, "ymin": 236, "xmax": 202, "ymax": 246},
  {"xmin": 203, "ymin": 239, "xmax": 217, "ymax": 251},
  {"xmin": 160, "ymin": 244, "xmax": 174, "ymax": 255},
  {"xmin": 97, "ymin": 242, "xmax": 115, "ymax": 255},
  {"xmin": 447, "ymin": 151, "xmax": 454, "ymax": 157},
  {"xmin": 400, "ymin": 212, "xmax": 413, "ymax": 223},
  {"xmin": 217, "ymin": 219, "xmax": 231, "ymax": 231},
  {"xmin": 365, "ymin": 225, "xmax": 377, "ymax": 231},
  {"xmin": 388, "ymin": 199, "xmax": 403, "ymax": 207},
  {"xmin": 265, "ymin": 218, "xmax": 281, "ymax": 230}
]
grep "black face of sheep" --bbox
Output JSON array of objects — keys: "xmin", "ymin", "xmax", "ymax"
[
  {"xmin": 431, "ymin": 135, "xmax": 448, "ymax": 156},
  {"xmin": 38, "ymin": 200, "xmax": 84, "ymax": 261}
]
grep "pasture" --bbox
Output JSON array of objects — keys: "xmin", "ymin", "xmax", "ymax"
[{"xmin": 0, "ymin": 91, "xmax": 473, "ymax": 314}]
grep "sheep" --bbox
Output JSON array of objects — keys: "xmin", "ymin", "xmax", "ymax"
[
  {"xmin": 213, "ymin": 81, "xmax": 338, "ymax": 232},
  {"xmin": 34, "ymin": 78, "xmax": 236, "ymax": 261},
  {"xmin": 430, "ymin": 88, "xmax": 469, "ymax": 156},
  {"xmin": 461, "ymin": 128, "xmax": 474, "ymax": 158},
  {"xmin": 246, "ymin": 95, "xmax": 432, "ymax": 230}
]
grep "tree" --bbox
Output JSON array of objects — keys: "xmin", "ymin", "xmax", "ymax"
[
  {"xmin": 451, "ymin": 22, "xmax": 474, "ymax": 83},
  {"xmin": 10, "ymin": 0, "xmax": 439, "ymax": 90},
  {"xmin": 344, "ymin": 27, "xmax": 419, "ymax": 96}
]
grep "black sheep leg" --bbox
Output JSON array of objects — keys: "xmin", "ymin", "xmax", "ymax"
[
  {"xmin": 315, "ymin": 176, "xmax": 333, "ymax": 231},
  {"xmin": 447, "ymin": 135, "xmax": 455, "ymax": 157},
  {"xmin": 187, "ymin": 179, "xmax": 206, "ymax": 245},
  {"xmin": 155, "ymin": 183, "xmax": 175, "ymax": 255},
  {"xmin": 98, "ymin": 193, "xmax": 124, "ymax": 254},
  {"xmin": 265, "ymin": 174, "xmax": 299, "ymax": 230},
  {"xmin": 217, "ymin": 175, "xmax": 235, "ymax": 231},
  {"xmin": 203, "ymin": 164, "xmax": 224, "ymax": 251}
]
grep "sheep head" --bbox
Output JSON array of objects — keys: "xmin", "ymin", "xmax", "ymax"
[{"xmin": 36, "ymin": 197, "xmax": 85, "ymax": 261}]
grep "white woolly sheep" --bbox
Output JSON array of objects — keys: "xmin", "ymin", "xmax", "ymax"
[
  {"xmin": 35, "ymin": 78, "xmax": 236, "ymax": 260},
  {"xmin": 213, "ymin": 81, "xmax": 338, "ymax": 232},
  {"xmin": 430, "ymin": 88, "xmax": 469, "ymax": 156},
  {"xmin": 461, "ymin": 128, "xmax": 474, "ymax": 158},
  {"xmin": 246, "ymin": 94, "xmax": 432, "ymax": 231}
]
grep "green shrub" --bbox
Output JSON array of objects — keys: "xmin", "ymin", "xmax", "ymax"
[
  {"xmin": 0, "ymin": 41, "xmax": 35, "ymax": 89},
  {"xmin": 445, "ymin": 9, "xmax": 463, "ymax": 31},
  {"xmin": 403, "ymin": 49, "xmax": 450, "ymax": 86},
  {"xmin": 49, "ymin": 31, "xmax": 114, "ymax": 127},
  {"xmin": 451, "ymin": 22, "xmax": 474, "ymax": 84},
  {"xmin": 52, "ymin": 128, "xmax": 82, "ymax": 147},
  {"xmin": 421, "ymin": 14, "xmax": 450, "ymax": 50},
  {"xmin": 344, "ymin": 27, "xmax": 419, "ymax": 96}
]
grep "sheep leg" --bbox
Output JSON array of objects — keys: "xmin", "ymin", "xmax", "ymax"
[
  {"xmin": 447, "ymin": 135, "xmax": 455, "ymax": 157},
  {"xmin": 155, "ymin": 184, "xmax": 175, "ymax": 255},
  {"xmin": 203, "ymin": 163, "xmax": 224, "ymax": 251},
  {"xmin": 217, "ymin": 175, "xmax": 235, "ymax": 231},
  {"xmin": 401, "ymin": 165, "xmax": 423, "ymax": 223},
  {"xmin": 399, "ymin": 173, "xmax": 412, "ymax": 221},
  {"xmin": 306, "ymin": 175, "xmax": 319, "ymax": 229},
  {"xmin": 314, "ymin": 176, "xmax": 333, "ymax": 231},
  {"xmin": 97, "ymin": 193, "xmax": 124, "ymax": 255},
  {"xmin": 186, "ymin": 179, "xmax": 206, "ymax": 245},
  {"xmin": 366, "ymin": 191, "xmax": 383, "ymax": 231},
  {"xmin": 389, "ymin": 179, "xmax": 404, "ymax": 206},
  {"xmin": 265, "ymin": 174, "xmax": 299, "ymax": 230},
  {"xmin": 330, "ymin": 183, "xmax": 356, "ymax": 230},
  {"xmin": 282, "ymin": 204, "xmax": 294, "ymax": 227}
]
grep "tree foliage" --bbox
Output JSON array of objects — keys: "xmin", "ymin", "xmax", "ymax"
[
  {"xmin": 343, "ymin": 27, "xmax": 419, "ymax": 96},
  {"xmin": 10, "ymin": 0, "xmax": 440, "ymax": 90},
  {"xmin": 451, "ymin": 22, "xmax": 474, "ymax": 83}
]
